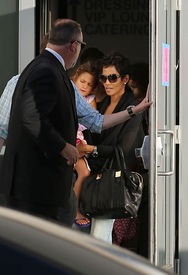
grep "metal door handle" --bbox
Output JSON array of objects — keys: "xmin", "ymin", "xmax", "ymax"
[
  {"xmin": 157, "ymin": 130, "xmax": 174, "ymax": 176},
  {"xmin": 135, "ymin": 135, "xmax": 163, "ymax": 170}
]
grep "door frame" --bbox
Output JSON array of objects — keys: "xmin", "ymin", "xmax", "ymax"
[{"xmin": 149, "ymin": 0, "xmax": 177, "ymax": 272}]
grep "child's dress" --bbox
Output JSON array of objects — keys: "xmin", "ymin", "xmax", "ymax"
[{"xmin": 76, "ymin": 94, "xmax": 95, "ymax": 144}]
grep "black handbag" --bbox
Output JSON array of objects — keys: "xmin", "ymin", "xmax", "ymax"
[{"xmin": 80, "ymin": 146, "xmax": 144, "ymax": 219}]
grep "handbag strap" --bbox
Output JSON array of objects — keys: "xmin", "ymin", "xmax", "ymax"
[
  {"xmin": 117, "ymin": 146, "xmax": 127, "ymax": 170},
  {"xmin": 114, "ymin": 146, "xmax": 121, "ymax": 169},
  {"xmin": 113, "ymin": 146, "xmax": 127, "ymax": 170},
  {"xmin": 100, "ymin": 146, "xmax": 127, "ymax": 171}
]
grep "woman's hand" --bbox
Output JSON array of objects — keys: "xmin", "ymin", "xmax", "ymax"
[
  {"xmin": 76, "ymin": 140, "xmax": 88, "ymax": 157},
  {"xmin": 133, "ymin": 86, "xmax": 152, "ymax": 115},
  {"xmin": 133, "ymin": 97, "xmax": 152, "ymax": 115},
  {"xmin": 76, "ymin": 140, "xmax": 94, "ymax": 157}
]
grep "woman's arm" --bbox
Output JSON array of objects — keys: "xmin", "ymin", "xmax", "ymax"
[
  {"xmin": 77, "ymin": 140, "xmax": 114, "ymax": 158},
  {"xmin": 102, "ymin": 96, "xmax": 152, "ymax": 130},
  {"xmin": 74, "ymin": 82, "xmax": 152, "ymax": 133}
]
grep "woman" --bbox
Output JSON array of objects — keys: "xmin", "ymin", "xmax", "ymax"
[{"xmin": 77, "ymin": 52, "xmax": 148, "ymax": 243}]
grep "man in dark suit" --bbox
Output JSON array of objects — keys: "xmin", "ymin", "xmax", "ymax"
[{"xmin": 0, "ymin": 19, "xmax": 86, "ymax": 223}]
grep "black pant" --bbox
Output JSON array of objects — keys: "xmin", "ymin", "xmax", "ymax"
[
  {"xmin": 0, "ymin": 189, "xmax": 78, "ymax": 227},
  {"xmin": 137, "ymin": 172, "xmax": 149, "ymax": 258}
]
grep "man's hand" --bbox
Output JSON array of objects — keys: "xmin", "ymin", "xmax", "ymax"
[{"xmin": 60, "ymin": 143, "xmax": 79, "ymax": 165}]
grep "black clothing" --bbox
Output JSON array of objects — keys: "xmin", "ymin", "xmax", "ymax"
[
  {"xmin": 86, "ymin": 88, "xmax": 149, "ymax": 258},
  {"xmin": 87, "ymin": 89, "xmax": 146, "ymax": 173},
  {"xmin": 0, "ymin": 50, "xmax": 78, "ymax": 209}
]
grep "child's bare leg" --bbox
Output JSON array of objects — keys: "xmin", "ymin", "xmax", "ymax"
[{"xmin": 74, "ymin": 157, "xmax": 90, "ymax": 226}]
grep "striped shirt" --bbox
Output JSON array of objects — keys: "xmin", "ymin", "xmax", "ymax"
[{"xmin": 0, "ymin": 75, "xmax": 103, "ymax": 140}]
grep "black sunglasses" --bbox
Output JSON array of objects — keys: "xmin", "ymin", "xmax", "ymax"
[
  {"xmin": 99, "ymin": 74, "xmax": 121, "ymax": 83},
  {"xmin": 71, "ymin": 40, "xmax": 86, "ymax": 50}
]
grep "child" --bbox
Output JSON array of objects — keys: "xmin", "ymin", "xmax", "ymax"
[{"xmin": 71, "ymin": 62, "xmax": 98, "ymax": 228}]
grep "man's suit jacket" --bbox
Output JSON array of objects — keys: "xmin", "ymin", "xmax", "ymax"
[{"xmin": 0, "ymin": 50, "xmax": 78, "ymax": 207}]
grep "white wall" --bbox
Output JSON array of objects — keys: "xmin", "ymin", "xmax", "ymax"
[
  {"xmin": 19, "ymin": 0, "xmax": 35, "ymax": 72},
  {"xmin": 0, "ymin": 0, "xmax": 18, "ymax": 95}
]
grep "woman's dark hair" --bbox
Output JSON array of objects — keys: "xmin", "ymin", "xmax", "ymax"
[
  {"xmin": 80, "ymin": 47, "xmax": 104, "ymax": 64},
  {"xmin": 129, "ymin": 62, "xmax": 149, "ymax": 98},
  {"xmin": 100, "ymin": 51, "xmax": 130, "ymax": 77}
]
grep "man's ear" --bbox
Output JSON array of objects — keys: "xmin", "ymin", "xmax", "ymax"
[
  {"xmin": 70, "ymin": 41, "xmax": 77, "ymax": 53},
  {"xmin": 123, "ymin": 74, "xmax": 130, "ymax": 84}
]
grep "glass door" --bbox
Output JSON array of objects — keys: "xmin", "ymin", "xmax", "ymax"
[{"xmin": 149, "ymin": 0, "xmax": 177, "ymax": 272}]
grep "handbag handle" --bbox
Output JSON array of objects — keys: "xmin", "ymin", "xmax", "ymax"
[
  {"xmin": 103, "ymin": 146, "xmax": 121, "ymax": 170},
  {"xmin": 113, "ymin": 146, "xmax": 127, "ymax": 171},
  {"xmin": 99, "ymin": 146, "xmax": 126, "ymax": 171},
  {"xmin": 117, "ymin": 146, "xmax": 127, "ymax": 170}
]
